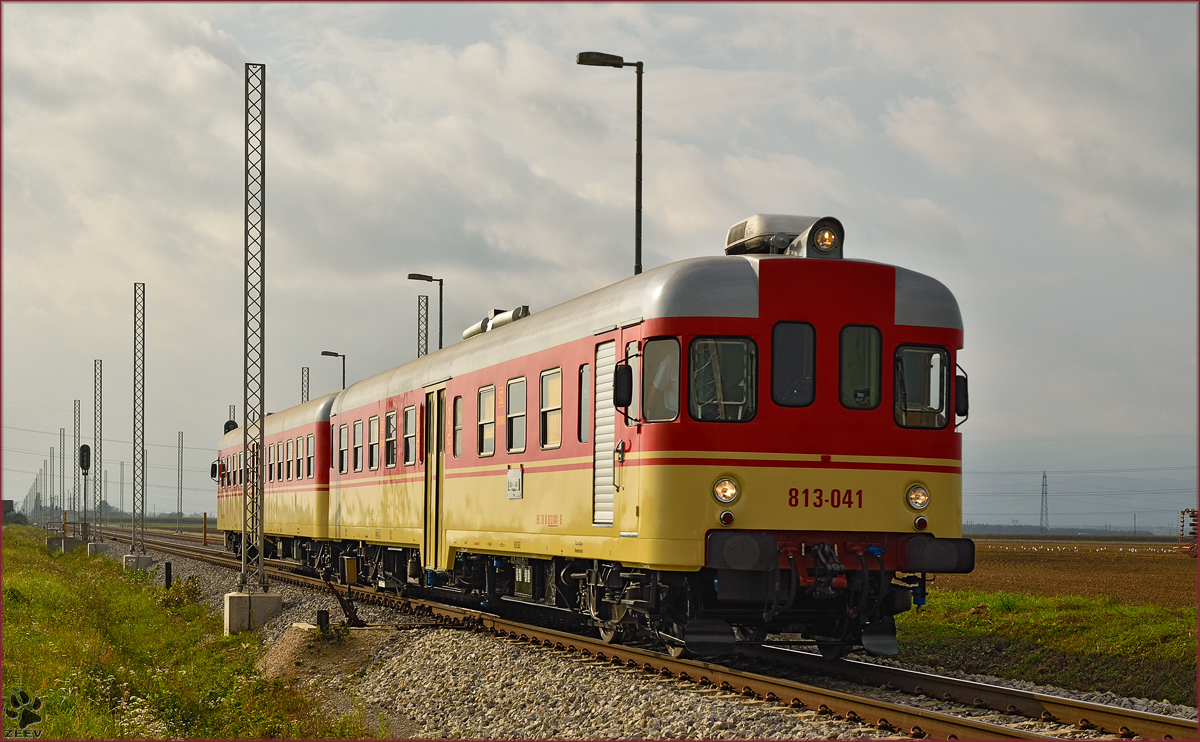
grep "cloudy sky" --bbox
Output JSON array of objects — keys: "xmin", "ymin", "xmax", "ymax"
[{"xmin": 3, "ymin": 3, "xmax": 1196, "ymax": 530}]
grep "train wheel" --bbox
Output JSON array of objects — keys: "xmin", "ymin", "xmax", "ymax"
[
  {"xmin": 733, "ymin": 626, "xmax": 767, "ymax": 642},
  {"xmin": 815, "ymin": 637, "xmax": 851, "ymax": 660},
  {"xmin": 598, "ymin": 624, "xmax": 623, "ymax": 644}
]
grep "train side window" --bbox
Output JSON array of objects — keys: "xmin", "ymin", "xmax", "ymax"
[
  {"xmin": 384, "ymin": 411, "xmax": 397, "ymax": 468},
  {"xmin": 689, "ymin": 337, "xmax": 757, "ymax": 422},
  {"xmin": 642, "ymin": 338, "xmax": 680, "ymax": 422},
  {"xmin": 507, "ymin": 377, "xmax": 527, "ymax": 453},
  {"xmin": 772, "ymin": 322, "xmax": 816, "ymax": 407},
  {"xmin": 894, "ymin": 345, "xmax": 950, "ymax": 429},
  {"xmin": 540, "ymin": 369, "xmax": 562, "ymax": 449},
  {"xmin": 338, "ymin": 424, "xmax": 349, "ymax": 473},
  {"xmin": 237, "ymin": 453, "xmax": 242, "ymax": 486},
  {"xmin": 286, "ymin": 439, "xmax": 293, "ymax": 480},
  {"xmin": 295, "ymin": 437, "xmax": 303, "ymax": 478},
  {"xmin": 578, "ymin": 365, "xmax": 591, "ymax": 443},
  {"xmin": 452, "ymin": 397, "xmax": 463, "ymax": 458},
  {"xmin": 368, "ymin": 416, "xmax": 380, "ymax": 470},
  {"xmin": 268, "ymin": 445, "xmax": 275, "ymax": 482},
  {"xmin": 478, "ymin": 386, "xmax": 495, "ymax": 457},
  {"xmin": 403, "ymin": 406, "xmax": 417, "ymax": 465},
  {"xmin": 306, "ymin": 434, "xmax": 314, "ymax": 478},
  {"xmin": 278, "ymin": 442, "xmax": 285, "ymax": 480},
  {"xmin": 353, "ymin": 421, "xmax": 364, "ymax": 472},
  {"xmin": 839, "ymin": 325, "xmax": 881, "ymax": 410}
]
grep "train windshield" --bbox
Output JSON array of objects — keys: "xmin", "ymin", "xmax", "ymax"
[
  {"xmin": 894, "ymin": 345, "xmax": 950, "ymax": 429},
  {"xmin": 689, "ymin": 337, "xmax": 757, "ymax": 422}
]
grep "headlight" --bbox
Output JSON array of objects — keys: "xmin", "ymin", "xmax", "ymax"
[
  {"xmin": 906, "ymin": 484, "xmax": 930, "ymax": 510},
  {"xmin": 813, "ymin": 227, "xmax": 839, "ymax": 252},
  {"xmin": 713, "ymin": 477, "xmax": 739, "ymax": 504}
]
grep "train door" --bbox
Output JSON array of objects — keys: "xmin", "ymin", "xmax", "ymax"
[
  {"xmin": 592, "ymin": 340, "xmax": 616, "ymax": 525},
  {"xmin": 422, "ymin": 387, "xmax": 447, "ymax": 570}
]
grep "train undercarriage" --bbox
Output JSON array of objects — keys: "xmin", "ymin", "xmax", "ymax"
[{"xmin": 224, "ymin": 530, "xmax": 934, "ymax": 658}]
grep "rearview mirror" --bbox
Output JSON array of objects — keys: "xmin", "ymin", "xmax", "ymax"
[
  {"xmin": 955, "ymin": 375, "xmax": 969, "ymax": 417},
  {"xmin": 210, "ymin": 461, "xmax": 219, "ymax": 481},
  {"xmin": 614, "ymin": 364, "xmax": 633, "ymax": 409}
]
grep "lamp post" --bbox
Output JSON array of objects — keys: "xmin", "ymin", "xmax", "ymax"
[
  {"xmin": 321, "ymin": 350, "xmax": 345, "ymax": 389},
  {"xmin": 407, "ymin": 273, "xmax": 444, "ymax": 350},
  {"xmin": 577, "ymin": 51, "xmax": 643, "ymax": 276}
]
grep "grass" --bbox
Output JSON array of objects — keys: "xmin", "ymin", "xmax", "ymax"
[
  {"xmin": 896, "ymin": 588, "xmax": 1198, "ymax": 706},
  {"xmin": 1, "ymin": 525, "xmax": 371, "ymax": 738}
]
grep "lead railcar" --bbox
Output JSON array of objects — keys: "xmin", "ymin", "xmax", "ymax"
[{"xmin": 215, "ymin": 213, "xmax": 974, "ymax": 657}]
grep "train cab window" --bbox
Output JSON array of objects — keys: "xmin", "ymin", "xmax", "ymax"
[
  {"xmin": 403, "ymin": 406, "xmax": 417, "ymax": 465},
  {"xmin": 338, "ymin": 424, "xmax": 349, "ymax": 473},
  {"xmin": 578, "ymin": 365, "xmax": 591, "ymax": 443},
  {"xmin": 642, "ymin": 338, "xmax": 680, "ymax": 422},
  {"xmin": 452, "ymin": 397, "xmax": 463, "ymax": 457},
  {"xmin": 772, "ymin": 322, "xmax": 816, "ymax": 407},
  {"xmin": 840, "ymin": 325, "xmax": 881, "ymax": 410},
  {"xmin": 384, "ymin": 411, "xmax": 397, "ymax": 467},
  {"xmin": 353, "ymin": 421, "xmax": 364, "ymax": 472},
  {"xmin": 894, "ymin": 345, "xmax": 950, "ymax": 429},
  {"xmin": 689, "ymin": 337, "xmax": 757, "ymax": 422},
  {"xmin": 268, "ymin": 445, "xmax": 275, "ymax": 482},
  {"xmin": 368, "ymin": 416, "xmax": 380, "ymax": 470},
  {"xmin": 286, "ymin": 439, "xmax": 293, "ymax": 480},
  {"xmin": 306, "ymin": 434, "xmax": 314, "ymax": 478},
  {"xmin": 507, "ymin": 377, "xmax": 527, "ymax": 453},
  {"xmin": 540, "ymin": 369, "xmax": 562, "ymax": 448},
  {"xmin": 478, "ymin": 386, "xmax": 495, "ymax": 457}
]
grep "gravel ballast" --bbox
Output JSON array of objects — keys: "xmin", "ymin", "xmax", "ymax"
[{"xmin": 97, "ymin": 541, "xmax": 1197, "ymax": 739}]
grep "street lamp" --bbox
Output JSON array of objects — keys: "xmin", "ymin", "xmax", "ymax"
[
  {"xmin": 321, "ymin": 351, "xmax": 345, "ymax": 389},
  {"xmin": 407, "ymin": 273, "xmax": 443, "ymax": 350},
  {"xmin": 577, "ymin": 51, "xmax": 643, "ymax": 276}
]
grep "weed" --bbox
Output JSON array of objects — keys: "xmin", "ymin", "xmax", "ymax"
[{"xmin": 1, "ymin": 525, "xmax": 371, "ymax": 738}]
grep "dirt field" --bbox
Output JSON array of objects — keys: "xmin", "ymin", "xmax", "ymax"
[{"xmin": 932, "ymin": 539, "xmax": 1197, "ymax": 609}]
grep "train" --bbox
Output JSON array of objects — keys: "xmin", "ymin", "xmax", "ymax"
[{"xmin": 214, "ymin": 213, "xmax": 974, "ymax": 658}]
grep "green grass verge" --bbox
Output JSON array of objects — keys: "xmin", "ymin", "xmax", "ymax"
[
  {"xmin": 896, "ymin": 589, "xmax": 1197, "ymax": 706},
  {"xmin": 1, "ymin": 525, "xmax": 372, "ymax": 738}
]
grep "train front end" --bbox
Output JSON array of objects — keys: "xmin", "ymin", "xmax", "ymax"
[{"xmin": 636, "ymin": 214, "xmax": 974, "ymax": 656}]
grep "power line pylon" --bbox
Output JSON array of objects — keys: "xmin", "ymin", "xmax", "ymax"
[{"xmin": 1039, "ymin": 471, "xmax": 1049, "ymax": 533}]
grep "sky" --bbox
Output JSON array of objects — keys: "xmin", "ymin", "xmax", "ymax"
[{"xmin": 3, "ymin": 3, "xmax": 1196, "ymax": 530}]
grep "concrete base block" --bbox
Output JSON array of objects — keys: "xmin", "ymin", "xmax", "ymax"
[
  {"xmin": 124, "ymin": 554, "xmax": 154, "ymax": 571},
  {"xmin": 87, "ymin": 543, "xmax": 104, "ymax": 556},
  {"xmin": 45, "ymin": 536, "xmax": 62, "ymax": 552},
  {"xmin": 224, "ymin": 592, "xmax": 284, "ymax": 636},
  {"xmin": 61, "ymin": 538, "xmax": 84, "ymax": 554}
]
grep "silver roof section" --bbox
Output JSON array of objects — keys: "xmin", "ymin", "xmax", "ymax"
[
  {"xmin": 302, "ymin": 255, "xmax": 958, "ymax": 420},
  {"xmin": 894, "ymin": 266, "xmax": 962, "ymax": 330},
  {"xmin": 333, "ymin": 256, "xmax": 760, "ymax": 415},
  {"xmin": 220, "ymin": 392, "xmax": 338, "ymax": 450}
]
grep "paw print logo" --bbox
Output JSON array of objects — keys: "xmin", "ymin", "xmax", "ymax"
[{"xmin": 5, "ymin": 690, "xmax": 42, "ymax": 729}]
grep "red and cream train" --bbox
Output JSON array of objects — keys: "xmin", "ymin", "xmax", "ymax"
[{"xmin": 214, "ymin": 214, "xmax": 974, "ymax": 656}]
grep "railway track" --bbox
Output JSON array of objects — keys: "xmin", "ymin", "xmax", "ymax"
[{"xmin": 97, "ymin": 527, "xmax": 1196, "ymax": 740}]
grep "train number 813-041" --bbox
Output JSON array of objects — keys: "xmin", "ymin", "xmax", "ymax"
[{"xmin": 788, "ymin": 487, "xmax": 863, "ymax": 508}]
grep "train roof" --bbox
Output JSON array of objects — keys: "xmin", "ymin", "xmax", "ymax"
[
  {"xmin": 220, "ymin": 391, "xmax": 337, "ymax": 450},
  {"xmin": 217, "ymin": 254, "xmax": 960, "ymax": 447},
  {"xmin": 332, "ymin": 255, "xmax": 959, "ymax": 417}
]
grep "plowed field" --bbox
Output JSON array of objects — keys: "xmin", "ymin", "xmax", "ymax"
[{"xmin": 932, "ymin": 540, "xmax": 1197, "ymax": 609}]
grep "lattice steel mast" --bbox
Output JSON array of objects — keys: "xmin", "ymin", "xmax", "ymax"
[
  {"xmin": 240, "ymin": 62, "xmax": 268, "ymax": 593},
  {"xmin": 132, "ymin": 283, "xmax": 146, "ymax": 554},
  {"xmin": 48, "ymin": 447, "xmax": 54, "ymax": 512},
  {"xmin": 58, "ymin": 429, "xmax": 65, "ymax": 519},
  {"xmin": 417, "ymin": 295, "xmax": 429, "ymax": 357},
  {"xmin": 73, "ymin": 400, "xmax": 80, "ymax": 535},
  {"xmin": 176, "ymin": 432, "xmax": 184, "ymax": 533},
  {"xmin": 94, "ymin": 359, "xmax": 103, "ymax": 541},
  {"xmin": 1039, "ymin": 471, "xmax": 1049, "ymax": 533},
  {"xmin": 301, "ymin": 366, "xmax": 309, "ymax": 403}
]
